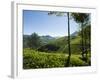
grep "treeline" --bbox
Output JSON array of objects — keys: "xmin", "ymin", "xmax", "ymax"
[{"xmin": 23, "ymin": 33, "xmax": 42, "ymax": 49}]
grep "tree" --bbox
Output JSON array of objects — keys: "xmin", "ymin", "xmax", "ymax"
[
  {"xmin": 83, "ymin": 25, "xmax": 91, "ymax": 59},
  {"xmin": 66, "ymin": 12, "xmax": 71, "ymax": 66},
  {"xmin": 27, "ymin": 33, "xmax": 42, "ymax": 49},
  {"xmin": 71, "ymin": 13, "xmax": 90, "ymax": 60},
  {"xmin": 23, "ymin": 35, "xmax": 30, "ymax": 48}
]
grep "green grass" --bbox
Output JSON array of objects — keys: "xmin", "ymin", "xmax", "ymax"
[{"xmin": 23, "ymin": 48, "xmax": 90, "ymax": 69}]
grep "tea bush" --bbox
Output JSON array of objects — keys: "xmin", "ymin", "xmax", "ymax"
[{"xmin": 23, "ymin": 49, "xmax": 89, "ymax": 69}]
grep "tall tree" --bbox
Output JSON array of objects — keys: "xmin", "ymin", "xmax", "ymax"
[
  {"xmin": 66, "ymin": 12, "xmax": 71, "ymax": 66},
  {"xmin": 27, "ymin": 33, "xmax": 42, "ymax": 49},
  {"xmin": 71, "ymin": 13, "xmax": 90, "ymax": 59}
]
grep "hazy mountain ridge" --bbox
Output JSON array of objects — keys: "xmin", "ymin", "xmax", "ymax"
[
  {"xmin": 71, "ymin": 31, "xmax": 78, "ymax": 36},
  {"xmin": 40, "ymin": 35, "xmax": 56, "ymax": 44}
]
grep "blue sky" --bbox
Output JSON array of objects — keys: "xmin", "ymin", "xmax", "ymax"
[{"xmin": 23, "ymin": 10, "xmax": 79, "ymax": 37}]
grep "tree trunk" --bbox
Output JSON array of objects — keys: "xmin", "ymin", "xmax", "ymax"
[
  {"xmin": 66, "ymin": 12, "xmax": 71, "ymax": 67},
  {"xmin": 81, "ymin": 23, "xmax": 85, "ymax": 59}
]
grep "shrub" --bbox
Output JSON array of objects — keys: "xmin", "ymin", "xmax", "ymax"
[
  {"xmin": 38, "ymin": 44, "xmax": 60, "ymax": 52},
  {"xmin": 70, "ymin": 56, "xmax": 88, "ymax": 66},
  {"xmin": 23, "ymin": 49, "xmax": 90, "ymax": 69},
  {"xmin": 23, "ymin": 49, "xmax": 67, "ymax": 69}
]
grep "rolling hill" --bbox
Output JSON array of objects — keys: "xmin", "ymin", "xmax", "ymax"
[{"xmin": 38, "ymin": 33, "xmax": 82, "ymax": 54}]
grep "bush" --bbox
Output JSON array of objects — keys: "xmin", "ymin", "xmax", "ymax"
[
  {"xmin": 23, "ymin": 49, "xmax": 90, "ymax": 69},
  {"xmin": 23, "ymin": 49, "xmax": 67, "ymax": 69},
  {"xmin": 38, "ymin": 44, "xmax": 60, "ymax": 52},
  {"xmin": 70, "ymin": 56, "xmax": 88, "ymax": 66}
]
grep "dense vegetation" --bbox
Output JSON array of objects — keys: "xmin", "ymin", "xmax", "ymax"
[{"xmin": 23, "ymin": 48, "xmax": 90, "ymax": 69}]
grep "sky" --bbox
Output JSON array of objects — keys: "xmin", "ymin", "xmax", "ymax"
[{"xmin": 23, "ymin": 10, "xmax": 79, "ymax": 37}]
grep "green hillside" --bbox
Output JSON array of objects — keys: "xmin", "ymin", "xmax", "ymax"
[{"xmin": 38, "ymin": 35, "xmax": 82, "ymax": 54}]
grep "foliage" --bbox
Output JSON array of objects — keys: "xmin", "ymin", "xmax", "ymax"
[
  {"xmin": 38, "ymin": 44, "xmax": 60, "ymax": 53},
  {"xmin": 78, "ymin": 25, "xmax": 91, "ymax": 42},
  {"xmin": 70, "ymin": 56, "xmax": 88, "ymax": 66},
  {"xmin": 23, "ymin": 35, "xmax": 30, "ymax": 48},
  {"xmin": 27, "ymin": 33, "xmax": 42, "ymax": 49},
  {"xmin": 23, "ymin": 49, "xmax": 90, "ymax": 69},
  {"xmin": 23, "ymin": 49, "xmax": 67, "ymax": 69},
  {"xmin": 71, "ymin": 13, "xmax": 90, "ymax": 23},
  {"xmin": 48, "ymin": 11, "xmax": 67, "ymax": 16}
]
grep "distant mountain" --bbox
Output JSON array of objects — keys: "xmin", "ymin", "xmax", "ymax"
[
  {"xmin": 71, "ymin": 31, "xmax": 78, "ymax": 37},
  {"xmin": 40, "ymin": 35, "xmax": 55, "ymax": 44},
  {"xmin": 41, "ymin": 35, "xmax": 54, "ymax": 40}
]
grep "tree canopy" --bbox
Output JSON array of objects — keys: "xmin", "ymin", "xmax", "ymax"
[{"xmin": 27, "ymin": 33, "xmax": 42, "ymax": 49}]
